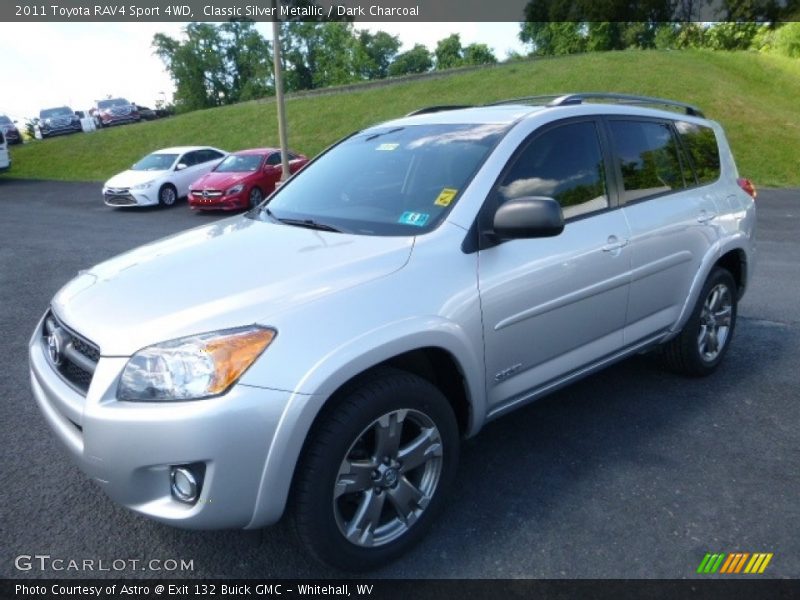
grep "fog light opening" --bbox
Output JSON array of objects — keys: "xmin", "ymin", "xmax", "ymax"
[{"xmin": 170, "ymin": 465, "xmax": 203, "ymax": 504}]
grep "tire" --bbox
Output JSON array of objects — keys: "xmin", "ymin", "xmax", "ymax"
[
  {"xmin": 292, "ymin": 367, "xmax": 459, "ymax": 571},
  {"xmin": 660, "ymin": 267, "xmax": 737, "ymax": 376},
  {"xmin": 158, "ymin": 184, "xmax": 177, "ymax": 207},
  {"xmin": 248, "ymin": 186, "xmax": 263, "ymax": 209}
]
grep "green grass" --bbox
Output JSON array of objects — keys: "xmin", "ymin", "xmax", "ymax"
[{"xmin": 5, "ymin": 49, "xmax": 800, "ymax": 187}]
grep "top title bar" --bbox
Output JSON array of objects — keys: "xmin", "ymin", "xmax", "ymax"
[{"xmin": 4, "ymin": 0, "xmax": 799, "ymax": 22}]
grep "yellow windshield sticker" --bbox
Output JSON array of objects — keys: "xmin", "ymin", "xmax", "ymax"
[
  {"xmin": 434, "ymin": 188, "xmax": 458, "ymax": 207},
  {"xmin": 376, "ymin": 143, "xmax": 399, "ymax": 151}
]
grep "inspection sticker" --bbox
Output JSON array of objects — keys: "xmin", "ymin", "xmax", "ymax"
[
  {"xmin": 434, "ymin": 187, "xmax": 458, "ymax": 207},
  {"xmin": 398, "ymin": 212, "xmax": 430, "ymax": 227},
  {"xmin": 376, "ymin": 143, "xmax": 399, "ymax": 151}
]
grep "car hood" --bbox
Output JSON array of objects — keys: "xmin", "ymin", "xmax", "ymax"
[
  {"xmin": 192, "ymin": 171, "xmax": 251, "ymax": 191},
  {"xmin": 52, "ymin": 217, "xmax": 414, "ymax": 355},
  {"xmin": 105, "ymin": 170, "xmax": 169, "ymax": 188}
]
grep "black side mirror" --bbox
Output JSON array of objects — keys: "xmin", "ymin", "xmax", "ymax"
[{"xmin": 492, "ymin": 197, "xmax": 564, "ymax": 240}]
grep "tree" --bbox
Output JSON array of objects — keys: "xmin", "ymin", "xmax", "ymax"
[
  {"xmin": 388, "ymin": 44, "xmax": 433, "ymax": 76},
  {"xmin": 220, "ymin": 21, "xmax": 273, "ymax": 102},
  {"xmin": 280, "ymin": 21, "xmax": 363, "ymax": 91},
  {"xmin": 435, "ymin": 34, "xmax": 463, "ymax": 69},
  {"xmin": 463, "ymin": 43, "xmax": 497, "ymax": 65},
  {"xmin": 519, "ymin": 22, "xmax": 585, "ymax": 56},
  {"xmin": 153, "ymin": 22, "xmax": 271, "ymax": 113},
  {"xmin": 703, "ymin": 22, "xmax": 761, "ymax": 50},
  {"xmin": 356, "ymin": 30, "xmax": 402, "ymax": 79}
]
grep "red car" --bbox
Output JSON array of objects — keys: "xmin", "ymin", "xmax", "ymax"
[{"xmin": 188, "ymin": 148, "xmax": 308, "ymax": 211}]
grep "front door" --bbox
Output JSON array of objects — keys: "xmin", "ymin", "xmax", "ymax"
[{"xmin": 478, "ymin": 119, "xmax": 632, "ymax": 413}]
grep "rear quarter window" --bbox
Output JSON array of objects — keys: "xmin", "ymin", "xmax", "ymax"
[
  {"xmin": 608, "ymin": 120, "xmax": 685, "ymax": 203},
  {"xmin": 675, "ymin": 121, "xmax": 721, "ymax": 185}
]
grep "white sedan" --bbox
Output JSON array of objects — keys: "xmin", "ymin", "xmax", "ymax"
[{"xmin": 103, "ymin": 146, "xmax": 228, "ymax": 207}]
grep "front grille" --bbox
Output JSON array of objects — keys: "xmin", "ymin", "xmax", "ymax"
[
  {"xmin": 104, "ymin": 192, "xmax": 137, "ymax": 206},
  {"xmin": 42, "ymin": 311, "xmax": 100, "ymax": 395},
  {"xmin": 192, "ymin": 190, "xmax": 223, "ymax": 199}
]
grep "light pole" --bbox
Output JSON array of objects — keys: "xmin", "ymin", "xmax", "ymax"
[{"xmin": 271, "ymin": 0, "xmax": 291, "ymax": 182}]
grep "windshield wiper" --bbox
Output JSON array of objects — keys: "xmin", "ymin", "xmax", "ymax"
[
  {"xmin": 262, "ymin": 208, "xmax": 343, "ymax": 233},
  {"xmin": 364, "ymin": 127, "xmax": 404, "ymax": 142}
]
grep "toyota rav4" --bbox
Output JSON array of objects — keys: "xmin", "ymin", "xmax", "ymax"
[{"xmin": 30, "ymin": 93, "xmax": 756, "ymax": 570}]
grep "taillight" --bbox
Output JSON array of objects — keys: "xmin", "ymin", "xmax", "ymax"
[{"xmin": 737, "ymin": 178, "xmax": 757, "ymax": 199}]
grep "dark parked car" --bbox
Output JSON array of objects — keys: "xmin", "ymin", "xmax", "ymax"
[
  {"xmin": 38, "ymin": 107, "xmax": 82, "ymax": 138},
  {"xmin": 135, "ymin": 105, "xmax": 158, "ymax": 121},
  {"xmin": 92, "ymin": 98, "xmax": 140, "ymax": 128},
  {"xmin": 0, "ymin": 115, "xmax": 22, "ymax": 144}
]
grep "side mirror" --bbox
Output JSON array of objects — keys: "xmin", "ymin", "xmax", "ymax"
[
  {"xmin": 491, "ymin": 196, "xmax": 564, "ymax": 240},
  {"xmin": 175, "ymin": 163, "xmax": 187, "ymax": 171}
]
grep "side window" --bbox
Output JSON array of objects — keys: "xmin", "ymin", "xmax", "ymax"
[
  {"xmin": 498, "ymin": 121, "xmax": 608, "ymax": 220},
  {"xmin": 265, "ymin": 153, "xmax": 282, "ymax": 166},
  {"xmin": 180, "ymin": 151, "xmax": 198, "ymax": 167},
  {"xmin": 675, "ymin": 121, "xmax": 721, "ymax": 185},
  {"xmin": 202, "ymin": 149, "xmax": 225, "ymax": 163},
  {"xmin": 608, "ymin": 120, "xmax": 685, "ymax": 202},
  {"xmin": 0, "ymin": 131, "xmax": 4, "ymax": 145}
]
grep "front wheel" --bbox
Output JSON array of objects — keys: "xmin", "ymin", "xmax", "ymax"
[
  {"xmin": 158, "ymin": 184, "xmax": 177, "ymax": 207},
  {"xmin": 248, "ymin": 186, "xmax": 263, "ymax": 209},
  {"xmin": 660, "ymin": 267, "xmax": 738, "ymax": 376},
  {"xmin": 292, "ymin": 368, "xmax": 459, "ymax": 571}
]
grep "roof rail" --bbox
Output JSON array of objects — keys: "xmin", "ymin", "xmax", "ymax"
[
  {"xmin": 488, "ymin": 92, "xmax": 704, "ymax": 117},
  {"xmin": 487, "ymin": 95, "xmax": 564, "ymax": 107},
  {"xmin": 549, "ymin": 93, "xmax": 704, "ymax": 117},
  {"xmin": 405, "ymin": 105, "xmax": 472, "ymax": 117}
]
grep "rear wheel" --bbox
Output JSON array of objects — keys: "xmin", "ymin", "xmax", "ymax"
[
  {"xmin": 660, "ymin": 267, "xmax": 737, "ymax": 376},
  {"xmin": 158, "ymin": 184, "xmax": 177, "ymax": 207},
  {"xmin": 292, "ymin": 368, "xmax": 459, "ymax": 571}
]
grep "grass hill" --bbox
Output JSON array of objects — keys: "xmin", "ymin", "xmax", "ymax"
[{"xmin": 4, "ymin": 49, "xmax": 800, "ymax": 187}]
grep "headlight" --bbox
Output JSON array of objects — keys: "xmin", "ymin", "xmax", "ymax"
[
  {"xmin": 132, "ymin": 180, "xmax": 155, "ymax": 190},
  {"xmin": 226, "ymin": 184, "xmax": 245, "ymax": 195},
  {"xmin": 118, "ymin": 326, "xmax": 276, "ymax": 401}
]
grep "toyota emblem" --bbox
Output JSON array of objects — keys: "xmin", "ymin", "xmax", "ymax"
[{"xmin": 47, "ymin": 328, "xmax": 66, "ymax": 366}]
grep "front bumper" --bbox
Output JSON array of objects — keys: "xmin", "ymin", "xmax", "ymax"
[
  {"xmin": 41, "ymin": 124, "xmax": 82, "ymax": 136},
  {"xmin": 29, "ymin": 314, "xmax": 293, "ymax": 529},
  {"xmin": 189, "ymin": 191, "xmax": 246, "ymax": 211},
  {"xmin": 103, "ymin": 188, "xmax": 157, "ymax": 207}
]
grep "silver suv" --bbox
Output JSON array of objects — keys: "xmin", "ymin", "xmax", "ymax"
[{"xmin": 30, "ymin": 93, "xmax": 756, "ymax": 570}]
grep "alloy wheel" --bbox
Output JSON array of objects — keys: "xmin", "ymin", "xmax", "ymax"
[{"xmin": 333, "ymin": 408, "xmax": 443, "ymax": 548}]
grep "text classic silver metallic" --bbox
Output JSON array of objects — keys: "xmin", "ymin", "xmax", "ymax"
[{"xmin": 30, "ymin": 94, "xmax": 756, "ymax": 569}]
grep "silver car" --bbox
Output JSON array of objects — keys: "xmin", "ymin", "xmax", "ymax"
[{"xmin": 29, "ymin": 93, "xmax": 756, "ymax": 570}]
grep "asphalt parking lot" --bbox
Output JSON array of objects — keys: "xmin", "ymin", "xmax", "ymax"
[{"xmin": 1, "ymin": 179, "xmax": 798, "ymax": 579}]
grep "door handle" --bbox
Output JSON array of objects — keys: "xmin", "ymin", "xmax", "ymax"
[
  {"xmin": 602, "ymin": 236, "xmax": 629, "ymax": 253},
  {"xmin": 697, "ymin": 210, "xmax": 718, "ymax": 224}
]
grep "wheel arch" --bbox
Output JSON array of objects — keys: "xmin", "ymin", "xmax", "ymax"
[
  {"xmin": 669, "ymin": 237, "xmax": 751, "ymax": 338},
  {"xmin": 245, "ymin": 327, "xmax": 484, "ymax": 529}
]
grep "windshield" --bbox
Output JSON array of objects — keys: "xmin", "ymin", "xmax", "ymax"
[
  {"xmin": 98, "ymin": 99, "xmax": 130, "ymax": 109},
  {"xmin": 0, "ymin": 116, "xmax": 11, "ymax": 125},
  {"xmin": 40, "ymin": 107, "xmax": 73, "ymax": 118},
  {"xmin": 257, "ymin": 123, "xmax": 506, "ymax": 235},
  {"xmin": 215, "ymin": 154, "xmax": 263, "ymax": 173},
  {"xmin": 131, "ymin": 153, "xmax": 177, "ymax": 171}
]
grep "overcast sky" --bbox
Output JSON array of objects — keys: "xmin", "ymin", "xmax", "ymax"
[{"xmin": 0, "ymin": 22, "xmax": 527, "ymax": 123}]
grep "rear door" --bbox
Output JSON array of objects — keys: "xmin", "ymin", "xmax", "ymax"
[
  {"xmin": 605, "ymin": 118, "xmax": 721, "ymax": 343},
  {"xmin": 478, "ymin": 118, "xmax": 632, "ymax": 413}
]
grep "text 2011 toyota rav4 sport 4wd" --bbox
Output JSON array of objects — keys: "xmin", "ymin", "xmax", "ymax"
[{"xmin": 30, "ymin": 93, "xmax": 756, "ymax": 570}]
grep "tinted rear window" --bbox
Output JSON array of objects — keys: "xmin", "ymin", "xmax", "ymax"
[
  {"xmin": 675, "ymin": 121, "xmax": 721, "ymax": 185},
  {"xmin": 608, "ymin": 120, "xmax": 685, "ymax": 202}
]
